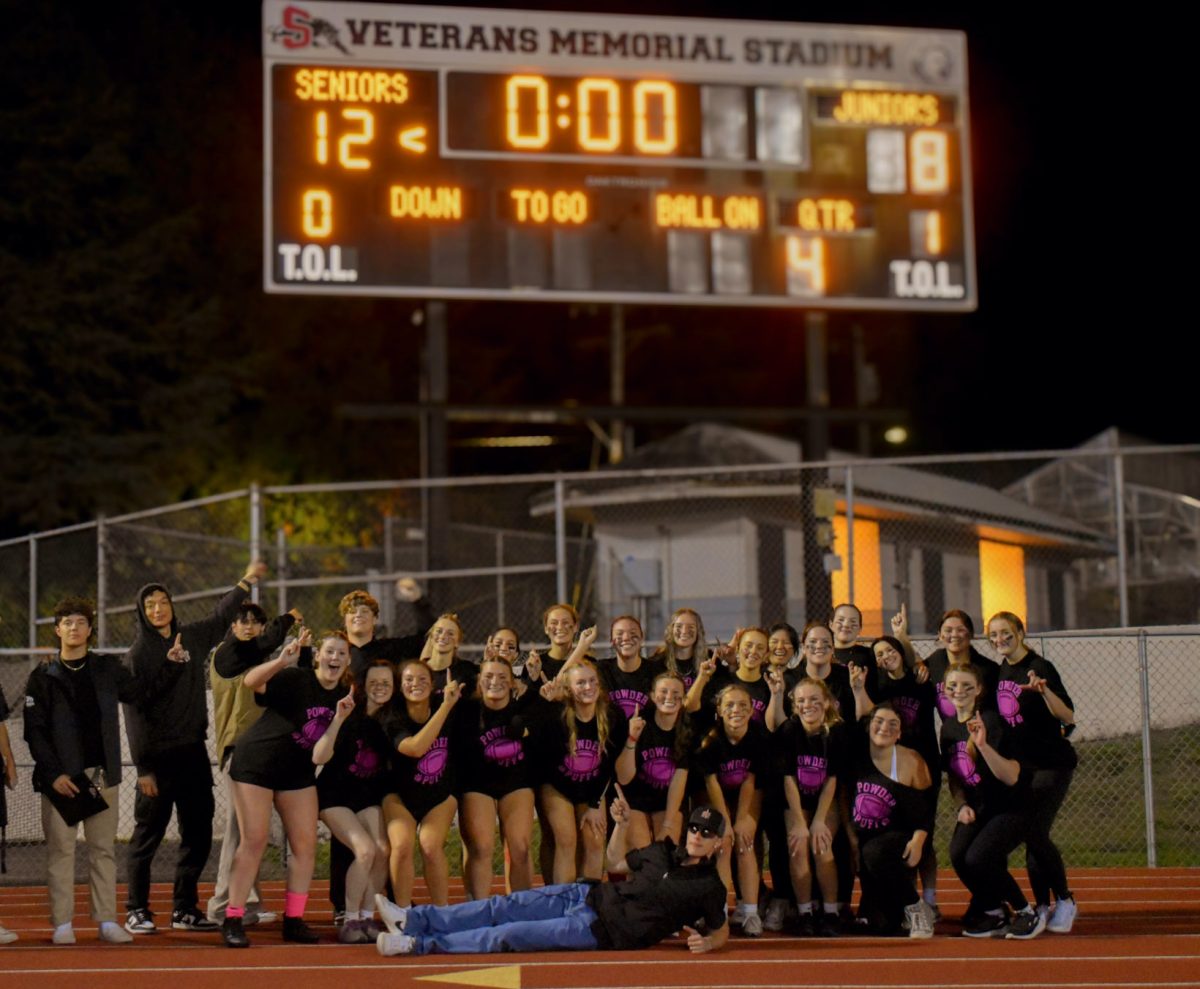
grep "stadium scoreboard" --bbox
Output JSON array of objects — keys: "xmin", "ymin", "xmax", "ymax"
[{"xmin": 263, "ymin": 2, "xmax": 976, "ymax": 310}]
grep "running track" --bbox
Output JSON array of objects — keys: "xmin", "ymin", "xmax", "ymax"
[{"xmin": 1, "ymin": 870, "xmax": 1197, "ymax": 988}]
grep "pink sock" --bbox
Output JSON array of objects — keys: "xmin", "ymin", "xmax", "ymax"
[
  {"xmin": 284, "ymin": 892, "xmax": 308, "ymax": 918},
  {"xmin": 226, "ymin": 906, "xmax": 245, "ymax": 919}
]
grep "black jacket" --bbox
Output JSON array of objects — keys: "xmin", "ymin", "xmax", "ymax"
[
  {"xmin": 123, "ymin": 582, "xmax": 246, "ymax": 773},
  {"xmin": 24, "ymin": 652, "xmax": 182, "ymax": 792}
]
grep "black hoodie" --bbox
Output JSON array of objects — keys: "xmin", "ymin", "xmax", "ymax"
[{"xmin": 123, "ymin": 581, "xmax": 245, "ymax": 775}]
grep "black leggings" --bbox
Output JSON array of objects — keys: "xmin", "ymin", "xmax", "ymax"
[
  {"xmin": 949, "ymin": 811, "xmax": 1029, "ymax": 912},
  {"xmin": 1026, "ymin": 766, "xmax": 1073, "ymax": 905},
  {"xmin": 858, "ymin": 831, "xmax": 919, "ymax": 931}
]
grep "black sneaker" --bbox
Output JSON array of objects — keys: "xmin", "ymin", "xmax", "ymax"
[
  {"xmin": 124, "ymin": 908, "xmax": 157, "ymax": 935},
  {"xmin": 221, "ymin": 917, "xmax": 250, "ymax": 949},
  {"xmin": 794, "ymin": 912, "xmax": 816, "ymax": 937},
  {"xmin": 816, "ymin": 911, "xmax": 840, "ymax": 938},
  {"xmin": 283, "ymin": 916, "xmax": 320, "ymax": 944},
  {"xmin": 1006, "ymin": 906, "xmax": 1048, "ymax": 940},
  {"xmin": 172, "ymin": 908, "xmax": 219, "ymax": 931},
  {"xmin": 963, "ymin": 910, "xmax": 1009, "ymax": 938}
]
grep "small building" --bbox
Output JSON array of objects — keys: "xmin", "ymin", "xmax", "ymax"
[{"xmin": 533, "ymin": 424, "xmax": 1110, "ymax": 637}]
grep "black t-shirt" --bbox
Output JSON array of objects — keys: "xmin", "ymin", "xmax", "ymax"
[
  {"xmin": 940, "ymin": 709, "xmax": 1024, "ymax": 816},
  {"xmin": 775, "ymin": 718, "xmax": 850, "ymax": 812},
  {"xmin": 386, "ymin": 704, "xmax": 457, "ymax": 813},
  {"xmin": 316, "ymin": 710, "xmax": 392, "ymax": 809},
  {"xmin": 599, "ymin": 657, "xmax": 661, "ymax": 720},
  {"xmin": 231, "ymin": 667, "xmax": 342, "ymax": 790},
  {"xmin": 835, "ymin": 644, "xmax": 876, "ymax": 672},
  {"xmin": 924, "ymin": 646, "xmax": 999, "ymax": 721},
  {"xmin": 623, "ymin": 710, "xmax": 689, "ymax": 813},
  {"xmin": 62, "ymin": 662, "xmax": 106, "ymax": 770},
  {"xmin": 589, "ymin": 839, "xmax": 727, "ymax": 950},
  {"xmin": 453, "ymin": 694, "xmax": 542, "ymax": 798},
  {"xmin": 850, "ymin": 753, "xmax": 933, "ymax": 838},
  {"xmin": 702, "ymin": 669, "xmax": 772, "ymax": 725},
  {"xmin": 427, "ymin": 659, "xmax": 479, "ymax": 701},
  {"xmin": 538, "ymin": 704, "xmax": 630, "ymax": 807},
  {"xmin": 802, "ymin": 663, "xmax": 853, "ymax": 721},
  {"xmin": 695, "ymin": 720, "xmax": 769, "ymax": 808},
  {"xmin": 868, "ymin": 669, "xmax": 938, "ymax": 763},
  {"xmin": 996, "ymin": 651, "xmax": 1077, "ymax": 770}
]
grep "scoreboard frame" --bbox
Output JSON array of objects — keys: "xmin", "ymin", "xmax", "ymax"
[{"xmin": 263, "ymin": 1, "xmax": 977, "ymax": 311}]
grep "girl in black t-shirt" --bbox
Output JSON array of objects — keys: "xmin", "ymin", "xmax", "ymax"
[
  {"xmin": 455, "ymin": 656, "xmax": 542, "ymax": 900},
  {"xmin": 941, "ymin": 661, "xmax": 1041, "ymax": 938},
  {"xmin": 987, "ymin": 611, "xmax": 1078, "ymax": 933},
  {"xmin": 600, "ymin": 616, "xmax": 662, "ymax": 720},
  {"xmin": 696, "ymin": 683, "xmax": 769, "ymax": 936},
  {"xmin": 830, "ymin": 603, "xmax": 876, "ymax": 673},
  {"xmin": 652, "ymin": 607, "xmax": 711, "ymax": 707},
  {"xmin": 537, "ymin": 659, "xmax": 630, "ymax": 883},
  {"xmin": 225, "ymin": 629, "xmax": 353, "ymax": 947},
  {"xmin": 615, "ymin": 671, "xmax": 691, "ymax": 847},
  {"xmin": 382, "ymin": 659, "xmax": 463, "ymax": 909},
  {"xmin": 419, "ymin": 613, "xmax": 478, "ymax": 699},
  {"xmin": 313, "ymin": 659, "xmax": 394, "ymax": 944},
  {"xmin": 703, "ymin": 627, "xmax": 773, "ymax": 726},
  {"xmin": 798, "ymin": 622, "xmax": 853, "ymax": 720},
  {"xmin": 773, "ymin": 677, "xmax": 849, "ymax": 936}
]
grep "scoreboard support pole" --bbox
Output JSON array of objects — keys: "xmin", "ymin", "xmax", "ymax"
[
  {"xmin": 610, "ymin": 305, "xmax": 625, "ymax": 465},
  {"xmin": 423, "ymin": 300, "xmax": 450, "ymax": 575},
  {"xmin": 803, "ymin": 311, "xmax": 833, "ymax": 621}
]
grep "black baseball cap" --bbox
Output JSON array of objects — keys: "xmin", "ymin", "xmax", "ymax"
[{"xmin": 687, "ymin": 805, "xmax": 726, "ymax": 838}]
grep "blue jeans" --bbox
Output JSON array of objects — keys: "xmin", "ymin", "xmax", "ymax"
[{"xmin": 406, "ymin": 884, "xmax": 600, "ymax": 954}]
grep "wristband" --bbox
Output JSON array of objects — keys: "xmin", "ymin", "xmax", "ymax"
[{"xmin": 237, "ymin": 579, "xmax": 250, "ymax": 591}]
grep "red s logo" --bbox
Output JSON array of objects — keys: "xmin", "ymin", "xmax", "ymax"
[{"xmin": 281, "ymin": 6, "xmax": 312, "ymax": 49}]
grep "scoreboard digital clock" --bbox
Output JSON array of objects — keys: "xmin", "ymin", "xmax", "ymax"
[{"xmin": 263, "ymin": 1, "xmax": 976, "ymax": 310}]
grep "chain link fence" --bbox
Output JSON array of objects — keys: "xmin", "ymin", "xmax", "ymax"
[{"xmin": 2, "ymin": 442, "xmax": 1198, "ymax": 885}]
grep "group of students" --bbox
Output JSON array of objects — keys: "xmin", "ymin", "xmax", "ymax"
[{"xmin": 1, "ymin": 567, "xmax": 1079, "ymax": 954}]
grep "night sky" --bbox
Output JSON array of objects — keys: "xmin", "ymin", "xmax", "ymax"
[{"xmin": 1, "ymin": 1, "xmax": 1188, "ymax": 533}]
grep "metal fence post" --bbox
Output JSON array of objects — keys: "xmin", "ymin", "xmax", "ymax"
[
  {"xmin": 276, "ymin": 527, "xmax": 288, "ymax": 616},
  {"xmin": 496, "ymin": 530, "xmax": 506, "ymax": 626},
  {"xmin": 1114, "ymin": 453, "xmax": 1130, "ymax": 627},
  {"xmin": 1137, "ymin": 629, "xmax": 1158, "ymax": 867},
  {"xmin": 845, "ymin": 465, "xmax": 855, "ymax": 602},
  {"xmin": 249, "ymin": 483, "xmax": 262, "ymax": 604},
  {"xmin": 97, "ymin": 514, "xmax": 108, "ymax": 649},
  {"xmin": 554, "ymin": 478, "xmax": 568, "ymax": 604},
  {"xmin": 28, "ymin": 536, "xmax": 37, "ymax": 652}
]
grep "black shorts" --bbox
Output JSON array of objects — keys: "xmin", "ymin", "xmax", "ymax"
[
  {"xmin": 387, "ymin": 787, "xmax": 455, "ymax": 822},
  {"xmin": 230, "ymin": 767, "xmax": 316, "ymax": 792}
]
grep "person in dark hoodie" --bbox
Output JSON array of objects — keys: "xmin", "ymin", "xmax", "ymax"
[
  {"xmin": 24, "ymin": 597, "xmax": 187, "ymax": 946},
  {"xmin": 122, "ymin": 561, "xmax": 267, "ymax": 936}
]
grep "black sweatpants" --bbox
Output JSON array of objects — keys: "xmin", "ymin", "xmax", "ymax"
[
  {"xmin": 858, "ymin": 831, "xmax": 919, "ymax": 931},
  {"xmin": 1025, "ymin": 766, "xmax": 1073, "ymax": 905},
  {"xmin": 126, "ymin": 742, "xmax": 215, "ymax": 913},
  {"xmin": 949, "ymin": 811, "xmax": 1029, "ymax": 911}
]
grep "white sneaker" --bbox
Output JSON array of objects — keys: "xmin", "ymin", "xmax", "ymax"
[
  {"xmin": 762, "ymin": 899, "xmax": 789, "ymax": 932},
  {"xmin": 905, "ymin": 902, "xmax": 934, "ymax": 939},
  {"xmin": 0, "ymin": 924, "xmax": 19, "ymax": 944},
  {"xmin": 1047, "ymin": 896, "xmax": 1077, "ymax": 933},
  {"xmin": 740, "ymin": 912, "xmax": 763, "ymax": 937},
  {"xmin": 375, "ymin": 893, "xmax": 408, "ymax": 934},
  {"xmin": 52, "ymin": 924, "xmax": 76, "ymax": 945},
  {"xmin": 729, "ymin": 904, "xmax": 747, "ymax": 927},
  {"xmin": 99, "ymin": 921, "xmax": 134, "ymax": 944},
  {"xmin": 376, "ymin": 932, "xmax": 416, "ymax": 956}
]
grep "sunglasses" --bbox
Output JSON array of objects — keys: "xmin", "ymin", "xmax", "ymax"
[{"xmin": 688, "ymin": 823, "xmax": 718, "ymax": 838}]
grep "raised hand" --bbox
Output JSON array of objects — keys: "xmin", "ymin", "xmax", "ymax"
[
  {"xmin": 766, "ymin": 668, "xmax": 785, "ymax": 696},
  {"xmin": 891, "ymin": 603, "xmax": 909, "ymax": 637},
  {"xmin": 610, "ymin": 782, "xmax": 631, "ymax": 825},
  {"xmin": 442, "ymin": 676, "xmax": 462, "ymax": 705},
  {"xmin": 166, "ymin": 633, "xmax": 190, "ymax": 664},
  {"xmin": 335, "ymin": 690, "xmax": 356, "ymax": 720},
  {"xmin": 242, "ymin": 560, "xmax": 268, "ymax": 585},
  {"xmin": 395, "ymin": 576, "xmax": 422, "ymax": 602},
  {"xmin": 525, "ymin": 650, "xmax": 543, "ymax": 682},
  {"xmin": 578, "ymin": 625, "xmax": 598, "ymax": 649},
  {"xmin": 627, "ymin": 705, "xmax": 646, "ymax": 741},
  {"xmin": 849, "ymin": 664, "xmax": 867, "ymax": 692},
  {"xmin": 967, "ymin": 715, "xmax": 988, "ymax": 749},
  {"xmin": 1026, "ymin": 670, "xmax": 1047, "ymax": 694}
]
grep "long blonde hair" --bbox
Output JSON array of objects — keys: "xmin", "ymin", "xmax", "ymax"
[
  {"xmin": 562, "ymin": 659, "xmax": 613, "ymax": 758},
  {"xmin": 654, "ymin": 607, "xmax": 707, "ymax": 675}
]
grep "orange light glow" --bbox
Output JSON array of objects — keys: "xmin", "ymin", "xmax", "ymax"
[
  {"xmin": 910, "ymin": 129, "xmax": 949, "ymax": 193},
  {"xmin": 389, "ymin": 185, "xmax": 463, "ymax": 220},
  {"xmin": 831, "ymin": 90, "xmax": 939, "ymax": 126},
  {"xmin": 301, "ymin": 189, "xmax": 333, "ymax": 238},
  {"xmin": 337, "ymin": 109, "xmax": 374, "ymax": 169},
  {"xmin": 831, "ymin": 515, "xmax": 884, "ymax": 636},
  {"xmin": 925, "ymin": 210, "xmax": 942, "ymax": 254},
  {"xmin": 979, "ymin": 541, "xmax": 1027, "ymax": 631},
  {"xmin": 294, "ymin": 69, "xmax": 409, "ymax": 105},
  {"xmin": 786, "ymin": 236, "xmax": 827, "ymax": 295},
  {"xmin": 633, "ymin": 80, "xmax": 678, "ymax": 154},
  {"xmin": 314, "ymin": 110, "xmax": 329, "ymax": 164},
  {"xmin": 654, "ymin": 194, "xmax": 760, "ymax": 230},
  {"xmin": 510, "ymin": 189, "xmax": 589, "ymax": 224},
  {"xmin": 578, "ymin": 78, "xmax": 621, "ymax": 152},
  {"xmin": 796, "ymin": 198, "xmax": 856, "ymax": 232},
  {"xmin": 506, "ymin": 75, "xmax": 550, "ymax": 149}
]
